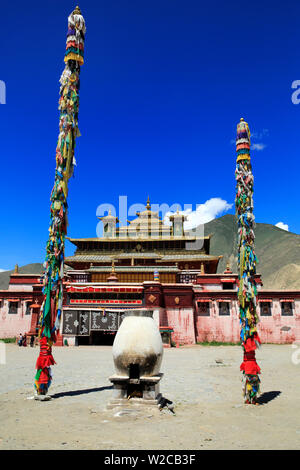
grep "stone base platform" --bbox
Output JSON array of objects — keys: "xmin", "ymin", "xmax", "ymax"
[{"xmin": 107, "ymin": 373, "xmax": 163, "ymax": 409}]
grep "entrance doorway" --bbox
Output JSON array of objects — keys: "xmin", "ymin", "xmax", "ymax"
[
  {"xmin": 91, "ymin": 331, "xmax": 116, "ymax": 345},
  {"xmin": 76, "ymin": 331, "xmax": 117, "ymax": 346}
]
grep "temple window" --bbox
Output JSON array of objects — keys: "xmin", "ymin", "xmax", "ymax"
[
  {"xmin": 197, "ymin": 301, "xmax": 210, "ymax": 316},
  {"xmin": 222, "ymin": 282, "xmax": 234, "ymax": 290},
  {"xmin": 218, "ymin": 302, "xmax": 230, "ymax": 316},
  {"xmin": 25, "ymin": 302, "xmax": 31, "ymax": 315},
  {"xmin": 260, "ymin": 302, "xmax": 272, "ymax": 316},
  {"xmin": 281, "ymin": 302, "xmax": 294, "ymax": 316},
  {"xmin": 8, "ymin": 301, "xmax": 18, "ymax": 314}
]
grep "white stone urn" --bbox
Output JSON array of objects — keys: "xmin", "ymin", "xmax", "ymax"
[{"xmin": 112, "ymin": 309, "xmax": 163, "ymax": 377}]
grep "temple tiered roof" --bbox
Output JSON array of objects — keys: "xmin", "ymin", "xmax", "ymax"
[{"xmin": 65, "ymin": 198, "xmax": 222, "ymax": 277}]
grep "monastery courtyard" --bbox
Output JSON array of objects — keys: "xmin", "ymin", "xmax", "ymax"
[{"xmin": 0, "ymin": 343, "xmax": 299, "ymax": 450}]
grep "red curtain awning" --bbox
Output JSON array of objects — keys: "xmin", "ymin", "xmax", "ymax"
[
  {"xmin": 197, "ymin": 299, "xmax": 211, "ymax": 303},
  {"xmin": 6, "ymin": 299, "xmax": 20, "ymax": 302},
  {"xmin": 258, "ymin": 299, "xmax": 272, "ymax": 302},
  {"xmin": 280, "ymin": 299, "xmax": 294, "ymax": 303}
]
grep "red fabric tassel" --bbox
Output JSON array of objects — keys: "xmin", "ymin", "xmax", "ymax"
[
  {"xmin": 66, "ymin": 41, "xmax": 84, "ymax": 51},
  {"xmin": 240, "ymin": 350, "xmax": 261, "ymax": 375},
  {"xmin": 35, "ymin": 355, "xmax": 55, "ymax": 370},
  {"xmin": 35, "ymin": 336, "xmax": 56, "ymax": 371},
  {"xmin": 236, "ymin": 143, "xmax": 250, "ymax": 150},
  {"xmin": 38, "ymin": 369, "xmax": 50, "ymax": 384},
  {"xmin": 243, "ymin": 333, "xmax": 261, "ymax": 352},
  {"xmin": 240, "ymin": 360, "xmax": 261, "ymax": 375}
]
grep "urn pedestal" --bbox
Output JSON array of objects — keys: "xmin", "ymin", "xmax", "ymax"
[{"xmin": 108, "ymin": 309, "xmax": 164, "ymax": 408}]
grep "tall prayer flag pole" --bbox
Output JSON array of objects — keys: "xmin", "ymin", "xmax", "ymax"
[
  {"xmin": 34, "ymin": 6, "xmax": 86, "ymax": 399},
  {"xmin": 235, "ymin": 118, "xmax": 261, "ymax": 404}
]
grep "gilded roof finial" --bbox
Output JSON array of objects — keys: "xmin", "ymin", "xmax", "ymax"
[
  {"xmin": 146, "ymin": 196, "xmax": 151, "ymax": 210},
  {"xmin": 14, "ymin": 264, "xmax": 19, "ymax": 274},
  {"xmin": 240, "ymin": 117, "xmax": 244, "ymax": 121},
  {"xmin": 73, "ymin": 5, "xmax": 81, "ymax": 14},
  {"xmin": 107, "ymin": 259, "xmax": 118, "ymax": 282},
  {"xmin": 224, "ymin": 260, "xmax": 232, "ymax": 274}
]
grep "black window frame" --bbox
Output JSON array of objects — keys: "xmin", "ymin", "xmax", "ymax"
[
  {"xmin": 260, "ymin": 302, "xmax": 272, "ymax": 316},
  {"xmin": 8, "ymin": 301, "xmax": 19, "ymax": 314},
  {"xmin": 218, "ymin": 301, "xmax": 230, "ymax": 316},
  {"xmin": 197, "ymin": 301, "xmax": 210, "ymax": 317},
  {"xmin": 25, "ymin": 302, "xmax": 32, "ymax": 315},
  {"xmin": 281, "ymin": 302, "xmax": 294, "ymax": 316}
]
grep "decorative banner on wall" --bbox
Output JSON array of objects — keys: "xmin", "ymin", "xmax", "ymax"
[
  {"xmin": 62, "ymin": 310, "xmax": 80, "ymax": 335},
  {"xmin": 78, "ymin": 311, "xmax": 90, "ymax": 335},
  {"xmin": 235, "ymin": 118, "xmax": 261, "ymax": 405},
  {"xmin": 91, "ymin": 310, "xmax": 118, "ymax": 331},
  {"xmin": 34, "ymin": 6, "xmax": 86, "ymax": 399},
  {"xmin": 62, "ymin": 309, "xmax": 123, "ymax": 334}
]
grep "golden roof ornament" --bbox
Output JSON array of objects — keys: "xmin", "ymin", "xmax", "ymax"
[
  {"xmin": 224, "ymin": 261, "xmax": 232, "ymax": 274},
  {"xmin": 14, "ymin": 264, "xmax": 19, "ymax": 274},
  {"xmin": 73, "ymin": 5, "xmax": 81, "ymax": 14},
  {"xmin": 107, "ymin": 260, "xmax": 118, "ymax": 282}
]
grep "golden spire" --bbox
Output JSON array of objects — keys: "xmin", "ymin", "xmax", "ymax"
[
  {"xmin": 73, "ymin": 5, "xmax": 81, "ymax": 14},
  {"xmin": 224, "ymin": 260, "xmax": 232, "ymax": 274},
  {"xmin": 14, "ymin": 264, "xmax": 19, "ymax": 274},
  {"xmin": 146, "ymin": 196, "xmax": 151, "ymax": 210},
  {"xmin": 107, "ymin": 259, "xmax": 118, "ymax": 282}
]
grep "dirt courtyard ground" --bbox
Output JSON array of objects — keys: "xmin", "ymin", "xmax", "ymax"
[{"xmin": 0, "ymin": 343, "xmax": 299, "ymax": 450}]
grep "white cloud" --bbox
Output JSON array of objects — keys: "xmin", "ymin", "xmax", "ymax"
[
  {"xmin": 164, "ymin": 198, "xmax": 233, "ymax": 230},
  {"xmin": 251, "ymin": 143, "xmax": 266, "ymax": 151},
  {"xmin": 251, "ymin": 129, "xmax": 269, "ymax": 140},
  {"xmin": 275, "ymin": 222, "xmax": 289, "ymax": 231},
  {"xmin": 0, "ymin": 269, "xmax": 7, "ymax": 272}
]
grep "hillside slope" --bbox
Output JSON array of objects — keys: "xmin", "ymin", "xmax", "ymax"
[
  {"xmin": 204, "ymin": 214, "xmax": 300, "ymax": 290},
  {"xmin": 0, "ymin": 263, "xmax": 43, "ymax": 290}
]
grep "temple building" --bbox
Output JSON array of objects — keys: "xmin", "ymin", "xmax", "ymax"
[
  {"xmin": 65, "ymin": 197, "xmax": 222, "ymax": 281},
  {"xmin": 0, "ymin": 198, "xmax": 300, "ymax": 346}
]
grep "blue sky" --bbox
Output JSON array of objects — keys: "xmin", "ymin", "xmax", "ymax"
[{"xmin": 0, "ymin": 0, "xmax": 300, "ymax": 270}]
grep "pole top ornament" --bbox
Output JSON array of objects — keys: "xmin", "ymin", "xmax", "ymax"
[{"xmin": 236, "ymin": 118, "xmax": 251, "ymax": 162}]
